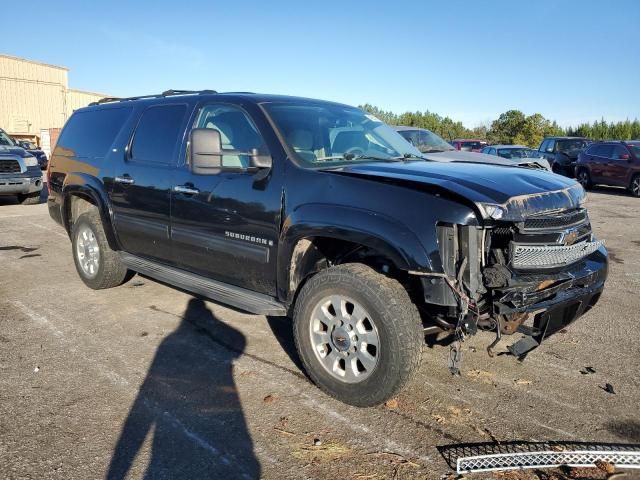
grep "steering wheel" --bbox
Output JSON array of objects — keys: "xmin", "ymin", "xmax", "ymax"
[{"xmin": 344, "ymin": 147, "xmax": 365, "ymax": 157}]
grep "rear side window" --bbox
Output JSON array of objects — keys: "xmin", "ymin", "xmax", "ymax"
[
  {"xmin": 57, "ymin": 107, "xmax": 131, "ymax": 158},
  {"xmin": 131, "ymin": 104, "xmax": 188, "ymax": 164}
]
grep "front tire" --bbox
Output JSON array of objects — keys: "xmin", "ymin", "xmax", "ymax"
[
  {"xmin": 293, "ymin": 263, "xmax": 423, "ymax": 407},
  {"xmin": 18, "ymin": 192, "xmax": 41, "ymax": 205},
  {"xmin": 71, "ymin": 210, "xmax": 130, "ymax": 289}
]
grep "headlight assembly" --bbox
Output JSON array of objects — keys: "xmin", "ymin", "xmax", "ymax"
[{"xmin": 24, "ymin": 156, "xmax": 38, "ymax": 167}]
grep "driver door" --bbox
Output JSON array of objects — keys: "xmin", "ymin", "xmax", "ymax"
[{"xmin": 170, "ymin": 103, "xmax": 282, "ymax": 295}]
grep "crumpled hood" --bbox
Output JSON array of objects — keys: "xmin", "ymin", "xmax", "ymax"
[
  {"xmin": 322, "ymin": 160, "xmax": 585, "ymax": 220},
  {"xmin": 0, "ymin": 145, "xmax": 32, "ymax": 158},
  {"xmin": 425, "ymin": 149, "xmax": 548, "ymax": 169}
]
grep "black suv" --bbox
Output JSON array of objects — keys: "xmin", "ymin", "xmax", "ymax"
[
  {"xmin": 537, "ymin": 136, "xmax": 590, "ymax": 176},
  {"xmin": 47, "ymin": 91, "xmax": 608, "ymax": 406}
]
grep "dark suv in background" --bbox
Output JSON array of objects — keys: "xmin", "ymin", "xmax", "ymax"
[
  {"xmin": 576, "ymin": 141, "xmax": 640, "ymax": 197},
  {"xmin": 538, "ymin": 136, "xmax": 590, "ymax": 176}
]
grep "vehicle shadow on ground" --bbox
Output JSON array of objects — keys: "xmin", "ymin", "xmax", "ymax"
[
  {"xmin": 265, "ymin": 316, "xmax": 306, "ymax": 374},
  {"xmin": 106, "ymin": 298, "xmax": 260, "ymax": 479}
]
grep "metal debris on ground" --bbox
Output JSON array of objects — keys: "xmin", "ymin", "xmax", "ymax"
[{"xmin": 456, "ymin": 450, "xmax": 640, "ymax": 474}]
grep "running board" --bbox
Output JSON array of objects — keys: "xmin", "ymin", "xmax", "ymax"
[{"xmin": 120, "ymin": 253, "xmax": 287, "ymax": 316}]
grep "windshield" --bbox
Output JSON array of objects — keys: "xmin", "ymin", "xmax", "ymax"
[
  {"xmin": 497, "ymin": 147, "xmax": 542, "ymax": 159},
  {"xmin": 557, "ymin": 139, "xmax": 588, "ymax": 153},
  {"xmin": 460, "ymin": 141, "xmax": 485, "ymax": 151},
  {"xmin": 0, "ymin": 131, "xmax": 17, "ymax": 147},
  {"xmin": 263, "ymin": 103, "xmax": 422, "ymax": 166},
  {"xmin": 398, "ymin": 129, "xmax": 454, "ymax": 153}
]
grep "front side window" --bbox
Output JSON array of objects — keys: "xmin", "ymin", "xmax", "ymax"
[
  {"xmin": 627, "ymin": 143, "xmax": 640, "ymax": 157},
  {"xmin": 194, "ymin": 104, "xmax": 266, "ymax": 168},
  {"xmin": 418, "ymin": 130, "xmax": 454, "ymax": 153},
  {"xmin": 610, "ymin": 145, "xmax": 630, "ymax": 160},
  {"xmin": 131, "ymin": 104, "xmax": 187, "ymax": 164},
  {"xmin": 263, "ymin": 103, "xmax": 422, "ymax": 166},
  {"xmin": 398, "ymin": 130, "xmax": 420, "ymax": 147}
]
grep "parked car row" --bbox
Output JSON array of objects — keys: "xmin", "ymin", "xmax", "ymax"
[
  {"xmin": 396, "ymin": 127, "xmax": 551, "ymax": 170},
  {"xmin": 0, "ymin": 128, "xmax": 44, "ymax": 204}
]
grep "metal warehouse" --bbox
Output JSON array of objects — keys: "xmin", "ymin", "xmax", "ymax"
[{"xmin": 0, "ymin": 54, "xmax": 109, "ymax": 156}]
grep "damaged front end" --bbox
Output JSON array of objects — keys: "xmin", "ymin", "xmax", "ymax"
[{"xmin": 420, "ymin": 184, "xmax": 608, "ymax": 372}]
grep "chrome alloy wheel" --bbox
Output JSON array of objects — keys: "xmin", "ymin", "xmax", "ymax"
[
  {"xmin": 76, "ymin": 225, "xmax": 100, "ymax": 278},
  {"xmin": 309, "ymin": 295, "xmax": 380, "ymax": 383},
  {"xmin": 632, "ymin": 177, "xmax": 640, "ymax": 197},
  {"xmin": 577, "ymin": 170, "xmax": 589, "ymax": 188}
]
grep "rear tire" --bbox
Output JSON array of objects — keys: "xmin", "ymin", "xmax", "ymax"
[
  {"xmin": 293, "ymin": 263, "xmax": 423, "ymax": 407},
  {"xmin": 630, "ymin": 174, "xmax": 640, "ymax": 198},
  {"xmin": 576, "ymin": 168, "xmax": 592, "ymax": 190},
  {"xmin": 71, "ymin": 210, "xmax": 131, "ymax": 289},
  {"xmin": 18, "ymin": 192, "xmax": 41, "ymax": 205}
]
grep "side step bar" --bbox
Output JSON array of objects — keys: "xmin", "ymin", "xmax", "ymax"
[{"xmin": 120, "ymin": 253, "xmax": 287, "ymax": 316}]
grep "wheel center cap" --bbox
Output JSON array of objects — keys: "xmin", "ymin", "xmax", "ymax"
[{"xmin": 331, "ymin": 327, "xmax": 351, "ymax": 352}]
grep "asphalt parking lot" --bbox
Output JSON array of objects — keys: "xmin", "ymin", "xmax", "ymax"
[{"xmin": 1, "ymin": 186, "xmax": 639, "ymax": 480}]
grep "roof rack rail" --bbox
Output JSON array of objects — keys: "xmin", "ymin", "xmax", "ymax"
[{"xmin": 89, "ymin": 89, "xmax": 217, "ymax": 106}]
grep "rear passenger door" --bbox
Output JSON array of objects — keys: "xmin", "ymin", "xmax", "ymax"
[
  {"xmin": 606, "ymin": 145, "xmax": 631, "ymax": 186},
  {"xmin": 591, "ymin": 144, "xmax": 613, "ymax": 183},
  {"xmin": 111, "ymin": 103, "xmax": 190, "ymax": 263}
]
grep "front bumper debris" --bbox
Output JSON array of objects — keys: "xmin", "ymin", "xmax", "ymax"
[{"xmin": 457, "ymin": 449, "xmax": 640, "ymax": 474}]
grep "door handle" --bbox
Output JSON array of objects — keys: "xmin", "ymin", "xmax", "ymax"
[
  {"xmin": 173, "ymin": 185, "xmax": 200, "ymax": 195},
  {"xmin": 115, "ymin": 176, "xmax": 135, "ymax": 185}
]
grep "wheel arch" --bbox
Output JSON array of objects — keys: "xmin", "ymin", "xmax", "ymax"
[
  {"xmin": 278, "ymin": 204, "xmax": 433, "ymax": 303},
  {"xmin": 61, "ymin": 174, "xmax": 119, "ymax": 250}
]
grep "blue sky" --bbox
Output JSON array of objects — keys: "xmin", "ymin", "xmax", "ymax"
[{"xmin": 4, "ymin": 0, "xmax": 639, "ymax": 127}]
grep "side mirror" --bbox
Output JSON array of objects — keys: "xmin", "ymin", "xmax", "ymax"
[
  {"xmin": 190, "ymin": 128, "xmax": 223, "ymax": 174},
  {"xmin": 620, "ymin": 153, "xmax": 631, "ymax": 160},
  {"xmin": 249, "ymin": 148, "xmax": 272, "ymax": 169}
]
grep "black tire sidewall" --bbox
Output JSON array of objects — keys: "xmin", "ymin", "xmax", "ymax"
[
  {"xmin": 294, "ymin": 267, "xmax": 419, "ymax": 406},
  {"xmin": 577, "ymin": 168, "xmax": 591, "ymax": 189},
  {"xmin": 71, "ymin": 213, "xmax": 107, "ymax": 289}
]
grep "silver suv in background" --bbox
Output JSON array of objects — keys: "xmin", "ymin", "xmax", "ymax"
[{"xmin": 0, "ymin": 128, "xmax": 43, "ymax": 205}]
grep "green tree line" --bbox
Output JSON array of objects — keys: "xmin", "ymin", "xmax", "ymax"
[{"xmin": 360, "ymin": 104, "xmax": 640, "ymax": 148}]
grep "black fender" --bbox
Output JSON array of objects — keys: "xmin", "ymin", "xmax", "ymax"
[
  {"xmin": 277, "ymin": 203, "xmax": 434, "ymax": 301},
  {"xmin": 61, "ymin": 173, "xmax": 120, "ymax": 251}
]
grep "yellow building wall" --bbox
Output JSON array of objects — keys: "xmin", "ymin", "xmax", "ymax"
[{"xmin": 0, "ymin": 54, "xmax": 109, "ymax": 138}]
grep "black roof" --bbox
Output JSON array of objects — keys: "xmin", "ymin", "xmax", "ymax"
[
  {"xmin": 86, "ymin": 89, "xmax": 352, "ymax": 110},
  {"xmin": 543, "ymin": 136, "xmax": 589, "ymax": 140}
]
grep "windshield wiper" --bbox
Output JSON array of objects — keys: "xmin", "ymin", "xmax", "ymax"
[
  {"xmin": 393, "ymin": 153, "xmax": 429, "ymax": 161},
  {"xmin": 420, "ymin": 148, "xmax": 452, "ymax": 153}
]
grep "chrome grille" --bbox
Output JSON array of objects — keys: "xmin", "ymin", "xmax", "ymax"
[
  {"xmin": 0, "ymin": 159, "xmax": 21, "ymax": 173},
  {"xmin": 458, "ymin": 450, "xmax": 640, "ymax": 474},
  {"xmin": 512, "ymin": 240, "xmax": 604, "ymax": 269},
  {"xmin": 523, "ymin": 209, "xmax": 587, "ymax": 230}
]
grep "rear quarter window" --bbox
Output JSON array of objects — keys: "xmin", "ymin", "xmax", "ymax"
[{"xmin": 56, "ymin": 107, "xmax": 132, "ymax": 158}]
